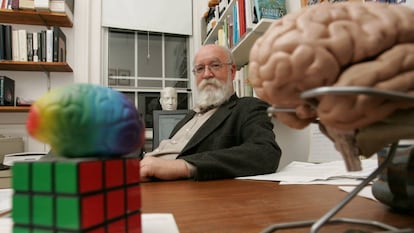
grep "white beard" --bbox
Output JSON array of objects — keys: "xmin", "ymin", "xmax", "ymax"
[{"xmin": 196, "ymin": 77, "xmax": 233, "ymax": 109}]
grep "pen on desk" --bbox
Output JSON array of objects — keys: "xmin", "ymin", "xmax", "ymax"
[{"xmin": 0, "ymin": 209, "xmax": 11, "ymax": 218}]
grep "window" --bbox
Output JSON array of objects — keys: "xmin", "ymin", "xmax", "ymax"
[{"xmin": 106, "ymin": 28, "xmax": 191, "ymax": 128}]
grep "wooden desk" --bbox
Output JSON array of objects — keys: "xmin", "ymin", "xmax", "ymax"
[{"xmin": 141, "ymin": 179, "xmax": 414, "ymax": 233}]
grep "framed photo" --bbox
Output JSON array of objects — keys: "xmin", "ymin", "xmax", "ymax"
[
  {"xmin": 108, "ymin": 68, "xmax": 117, "ymax": 85},
  {"xmin": 118, "ymin": 69, "xmax": 131, "ymax": 86}
]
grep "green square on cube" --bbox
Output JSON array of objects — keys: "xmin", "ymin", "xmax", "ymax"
[
  {"xmin": 32, "ymin": 195, "xmax": 53, "ymax": 227},
  {"xmin": 12, "ymin": 163, "xmax": 30, "ymax": 192},
  {"xmin": 54, "ymin": 162, "xmax": 78, "ymax": 194},
  {"xmin": 32, "ymin": 162, "xmax": 53, "ymax": 192},
  {"xmin": 12, "ymin": 194, "xmax": 30, "ymax": 225},
  {"xmin": 56, "ymin": 196, "xmax": 80, "ymax": 230}
]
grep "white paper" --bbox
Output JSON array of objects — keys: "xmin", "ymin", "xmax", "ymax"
[
  {"xmin": 0, "ymin": 189, "xmax": 12, "ymax": 215},
  {"xmin": 338, "ymin": 186, "xmax": 378, "ymax": 201},
  {"xmin": 237, "ymin": 159, "xmax": 378, "ymax": 183},
  {"xmin": 142, "ymin": 213, "xmax": 180, "ymax": 233}
]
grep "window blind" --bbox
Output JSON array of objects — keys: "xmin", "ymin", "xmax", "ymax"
[{"xmin": 101, "ymin": 0, "xmax": 193, "ymax": 35}]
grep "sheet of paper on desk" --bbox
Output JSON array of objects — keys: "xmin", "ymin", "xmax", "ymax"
[
  {"xmin": 0, "ymin": 214, "xmax": 180, "ymax": 233},
  {"xmin": 237, "ymin": 159, "xmax": 378, "ymax": 184},
  {"xmin": 142, "ymin": 213, "xmax": 180, "ymax": 233},
  {"xmin": 0, "ymin": 189, "xmax": 12, "ymax": 215}
]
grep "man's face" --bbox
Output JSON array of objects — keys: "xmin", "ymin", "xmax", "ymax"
[{"xmin": 193, "ymin": 46, "xmax": 235, "ymax": 108}]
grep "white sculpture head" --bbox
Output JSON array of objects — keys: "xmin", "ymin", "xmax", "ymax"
[{"xmin": 160, "ymin": 87, "xmax": 178, "ymax": 111}]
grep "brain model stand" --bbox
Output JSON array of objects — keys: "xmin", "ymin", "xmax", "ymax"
[{"xmin": 12, "ymin": 84, "xmax": 146, "ymax": 233}]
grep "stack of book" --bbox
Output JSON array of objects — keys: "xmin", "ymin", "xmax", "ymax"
[{"xmin": 0, "ymin": 24, "xmax": 66, "ymax": 63}]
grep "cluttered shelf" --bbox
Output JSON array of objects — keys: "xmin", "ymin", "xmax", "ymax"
[{"xmin": 0, "ymin": 9, "xmax": 72, "ymax": 28}]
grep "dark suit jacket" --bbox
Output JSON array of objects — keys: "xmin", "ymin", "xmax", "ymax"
[{"xmin": 170, "ymin": 94, "xmax": 282, "ymax": 181}]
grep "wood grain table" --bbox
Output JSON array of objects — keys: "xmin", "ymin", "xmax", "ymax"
[{"xmin": 141, "ymin": 179, "xmax": 414, "ymax": 233}]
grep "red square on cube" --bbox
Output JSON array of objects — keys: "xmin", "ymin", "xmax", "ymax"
[
  {"xmin": 79, "ymin": 161, "xmax": 103, "ymax": 193},
  {"xmin": 81, "ymin": 194, "xmax": 104, "ymax": 229},
  {"xmin": 106, "ymin": 189, "xmax": 125, "ymax": 220},
  {"xmin": 128, "ymin": 212, "xmax": 141, "ymax": 233},
  {"xmin": 105, "ymin": 159, "xmax": 124, "ymax": 188},
  {"xmin": 108, "ymin": 218, "xmax": 126, "ymax": 233},
  {"xmin": 126, "ymin": 159, "xmax": 140, "ymax": 184},
  {"xmin": 126, "ymin": 185, "xmax": 141, "ymax": 212},
  {"xmin": 86, "ymin": 227, "xmax": 106, "ymax": 233}
]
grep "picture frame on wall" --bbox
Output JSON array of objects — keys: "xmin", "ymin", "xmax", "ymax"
[
  {"xmin": 118, "ymin": 69, "xmax": 131, "ymax": 86},
  {"xmin": 108, "ymin": 68, "xmax": 117, "ymax": 85}
]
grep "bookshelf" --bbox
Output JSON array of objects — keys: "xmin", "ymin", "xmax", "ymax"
[{"xmin": 0, "ymin": 9, "xmax": 73, "ymax": 113}]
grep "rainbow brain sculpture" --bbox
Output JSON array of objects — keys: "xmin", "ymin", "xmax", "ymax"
[{"xmin": 26, "ymin": 83, "xmax": 145, "ymax": 158}]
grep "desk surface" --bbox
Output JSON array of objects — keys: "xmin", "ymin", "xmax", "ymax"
[{"xmin": 141, "ymin": 179, "xmax": 414, "ymax": 233}]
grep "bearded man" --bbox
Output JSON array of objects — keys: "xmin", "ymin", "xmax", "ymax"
[{"xmin": 140, "ymin": 44, "xmax": 282, "ymax": 181}]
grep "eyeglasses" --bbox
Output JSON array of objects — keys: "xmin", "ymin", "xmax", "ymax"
[{"xmin": 192, "ymin": 62, "xmax": 232, "ymax": 75}]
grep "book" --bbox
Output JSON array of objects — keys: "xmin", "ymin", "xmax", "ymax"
[
  {"xmin": 254, "ymin": 0, "xmax": 287, "ymax": 20},
  {"xmin": 4, "ymin": 25, "xmax": 12, "ymax": 60},
  {"xmin": 19, "ymin": 0, "xmax": 35, "ymax": 10},
  {"xmin": 11, "ymin": 29, "xmax": 19, "ymax": 61},
  {"xmin": 244, "ymin": 0, "xmax": 257, "ymax": 31},
  {"xmin": 46, "ymin": 29, "xmax": 53, "ymax": 62},
  {"xmin": 0, "ymin": 25, "xmax": 4, "ymax": 60},
  {"xmin": 237, "ymin": 0, "xmax": 247, "ymax": 39},
  {"xmin": 26, "ymin": 32, "xmax": 33, "ymax": 61},
  {"xmin": 32, "ymin": 31, "xmax": 38, "ymax": 61},
  {"xmin": 34, "ymin": 0, "xmax": 50, "ymax": 11},
  {"xmin": 50, "ymin": 0, "xmax": 74, "ymax": 22},
  {"xmin": 17, "ymin": 29, "xmax": 27, "ymax": 61},
  {"xmin": 40, "ymin": 30, "xmax": 46, "ymax": 62},
  {"xmin": 0, "ymin": 76, "xmax": 15, "ymax": 106},
  {"xmin": 52, "ymin": 26, "xmax": 66, "ymax": 62},
  {"xmin": 11, "ymin": 0, "xmax": 19, "ymax": 10}
]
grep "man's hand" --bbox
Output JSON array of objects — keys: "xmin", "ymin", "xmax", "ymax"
[{"xmin": 140, "ymin": 156, "xmax": 190, "ymax": 182}]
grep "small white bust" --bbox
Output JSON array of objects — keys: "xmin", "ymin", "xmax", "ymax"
[{"xmin": 159, "ymin": 87, "xmax": 178, "ymax": 111}]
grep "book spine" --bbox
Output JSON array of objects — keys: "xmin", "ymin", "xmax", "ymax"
[
  {"xmin": 27, "ymin": 32, "xmax": 33, "ymax": 61},
  {"xmin": 46, "ymin": 29, "xmax": 53, "ymax": 62},
  {"xmin": 11, "ymin": 29, "xmax": 19, "ymax": 61},
  {"xmin": 34, "ymin": 0, "xmax": 50, "ymax": 11},
  {"xmin": 0, "ymin": 25, "xmax": 5, "ymax": 60},
  {"xmin": 4, "ymin": 25, "xmax": 12, "ymax": 60},
  {"xmin": 0, "ymin": 78, "xmax": 3, "ymax": 105},
  {"xmin": 11, "ymin": 0, "xmax": 19, "ymax": 10},
  {"xmin": 18, "ymin": 29, "xmax": 27, "ymax": 61},
  {"xmin": 32, "ymin": 32, "xmax": 38, "ymax": 62},
  {"xmin": 41, "ymin": 30, "xmax": 46, "ymax": 62},
  {"xmin": 52, "ymin": 26, "xmax": 60, "ymax": 62}
]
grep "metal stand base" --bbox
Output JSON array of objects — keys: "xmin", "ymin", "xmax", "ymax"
[{"xmin": 261, "ymin": 142, "xmax": 414, "ymax": 233}]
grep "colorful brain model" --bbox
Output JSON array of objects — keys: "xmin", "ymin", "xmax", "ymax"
[
  {"xmin": 26, "ymin": 83, "xmax": 145, "ymax": 158},
  {"xmin": 248, "ymin": 2, "xmax": 414, "ymax": 130}
]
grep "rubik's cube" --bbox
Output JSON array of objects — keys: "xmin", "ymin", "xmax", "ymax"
[{"xmin": 11, "ymin": 157, "xmax": 141, "ymax": 233}]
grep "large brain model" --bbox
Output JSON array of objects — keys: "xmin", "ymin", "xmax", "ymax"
[
  {"xmin": 26, "ymin": 83, "xmax": 145, "ymax": 158},
  {"xmin": 249, "ymin": 2, "xmax": 414, "ymax": 170}
]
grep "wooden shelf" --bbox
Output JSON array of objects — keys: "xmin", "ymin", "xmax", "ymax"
[
  {"xmin": 0, "ymin": 9, "xmax": 72, "ymax": 28},
  {"xmin": 0, "ymin": 61, "xmax": 73, "ymax": 72},
  {"xmin": 232, "ymin": 19, "xmax": 274, "ymax": 69},
  {"xmin": 0, "ymin": 106, "xmax": 30, "ymax": 112}
]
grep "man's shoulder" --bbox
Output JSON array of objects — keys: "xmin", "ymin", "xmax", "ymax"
[{"xmin": 237, "ymin": 96, "xmax": 270, "ymax": 106}]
